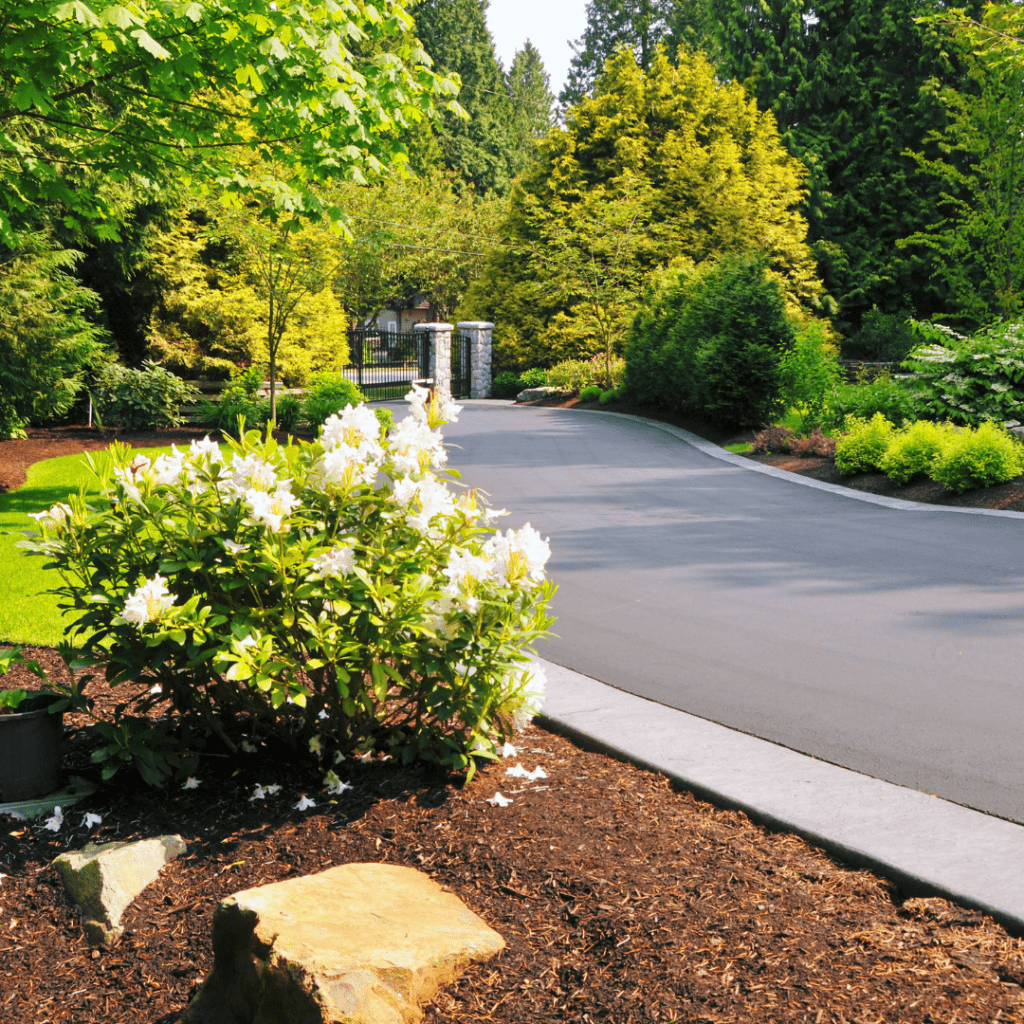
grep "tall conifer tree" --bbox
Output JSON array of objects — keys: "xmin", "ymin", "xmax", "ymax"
[
  {"xmin": 712, "ymin": 0, "xmax": 982, "ymax": 330},
  {"xmin": 506, "ymin": 42, "xmax": 556, "ymax": 178},
  {"xmin": 412, "ymin": 0, "xmax": 515, "ymax": 193},
  {"xmin": 560, "ymin": 0, "xmax": 715, "ymax": 106}
]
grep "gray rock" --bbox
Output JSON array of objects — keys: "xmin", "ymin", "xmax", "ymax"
[
  {"xmin": 52, "ymin": 835, "xmax": 186, "ymax": 944},
  {"xmin": 516, "ymin": 386, "xmax": 563, "ymax": 403},
  {"xmin": 181, "ymin": 862, "xmax": 505, "ymax": 1024}
]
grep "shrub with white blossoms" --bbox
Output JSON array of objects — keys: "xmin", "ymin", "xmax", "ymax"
[{"xmin": 22, "ymin": 386, "xmax": 555, "ymax": 784}]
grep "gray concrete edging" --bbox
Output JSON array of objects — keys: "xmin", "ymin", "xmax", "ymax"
[{"xmin": 536, "ymin": 657, "xmax": 1024, "ymax": 937}]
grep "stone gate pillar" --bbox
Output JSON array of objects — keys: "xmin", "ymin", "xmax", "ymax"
[
  {"xmin": 457, "ymin": 321, "xmax": 494, "ymax": 399},
  {"xmin": 413, "ymin": 322, "xmax": 453, "ymax": 402}
]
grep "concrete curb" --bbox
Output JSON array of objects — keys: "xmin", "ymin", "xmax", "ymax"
[{"xmin": 536, "ymin": 657, "xmax": 1024, "ymax": 937}]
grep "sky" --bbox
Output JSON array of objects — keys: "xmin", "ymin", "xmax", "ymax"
[{"xmin": 485, "ymin": 0, "xmax": 589, "ymax": 100}]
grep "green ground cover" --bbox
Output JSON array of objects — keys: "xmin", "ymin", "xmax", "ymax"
[{"xmin": 0, "ymin": 445, "xmax": 199, "ymax": 647}]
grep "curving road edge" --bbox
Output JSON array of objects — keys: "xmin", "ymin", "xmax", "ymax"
[
  {"xmin": 514, "ymin": 405, "xmax": 1024, "ymax": 934},
  {"xmin": 536, "ymin": 656, "xmax": 1024, "ymax": 936}
]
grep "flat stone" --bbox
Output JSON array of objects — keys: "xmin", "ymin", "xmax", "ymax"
[
  {"xmin": 52, "ymin": 835, "xmax": 186, "ymax": 944},
  {"xmin": 181, "ymin": 862, "xmax": 505, "ymax": 1024},
  {"xmin": 516, "ymin": 386, "xmax": 563, "ymax": 402}
]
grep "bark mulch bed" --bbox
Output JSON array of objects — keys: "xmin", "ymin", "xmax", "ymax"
[{"xmin": 2, "ymin": 422, "xmax": 1024, "ymax": 1022}]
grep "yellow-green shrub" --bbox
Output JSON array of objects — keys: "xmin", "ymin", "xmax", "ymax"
[
  {"xmin": 879, "ymin": 420, "xmax": 955, "ymax": 485},
  {"xmin": 834, "ymin": 413, "xmax": 895, "ymax": 475},
  {"xmin": 929, "ymin": 421, "xmax": 1024, "ymax": 493}
]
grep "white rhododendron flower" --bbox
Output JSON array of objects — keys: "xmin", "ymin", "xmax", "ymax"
[
  {"xmin": 312, "ymin": 545, "xmax": 355, "ymax": 578},
  {"xmin": 505, "ymin": 763, "xmax": 546, "ymax": 780},
  {"xmin": 151, "ymin": 446, "xmax": 186, "ymax": 486},
  {"xmin": 29, "ymin": 503, "xmax": 73, "ymax": 530},
  {"xmin": 122, "ymin": 574, "xmax": 177, "ymax": 628},
  {"xmin": 223, "ymin": 540, "xmax": 249, "ymax": 556},
  {"xmin": 322, "ymin": 404, "xmax": 382, "ymax": 454},
  {"xmin": 250, "ymin": 783, "xmax": 281, "ymax": 801},
  {"xmin": 323, "ymin": 770, "xmax": 352, "ymax": 795},
  {"xmin": 189, "ymin": 436, "xmax": 222, "ymax": 462},
  {"xmin": 405, "ymin": 382, "xmax": 431, "ymax": 422},
  {"xmin": 222, "ymin": 453, "xmax": 279, "ymax": 496},
  {"xmin": 245, "ymin": 486, "xmax": 301, "ymax": 533},
  {"xmin": 182, "ymin": 776, "xmax": 201, "ymax": 790},
  {"xmin": 388, "ymin": 416, "xmax": 447, "ymax": 475},
  {"xmin": 483, "ymin": 524, "xmax": 551, "ymax": 587},
  {"xmin": 405, "ymin": 475, "xmax": 456, "ymax": 534},
  {"xmin": 512, "ymin": 664, "xmax": 547, "ymax": 730},
  {"xmin": 315, "ymin": 444, "xmax": 381, "ymax": 490},
  {"xmin": 43, "ymin": 806, "xmax": 64, "ymax": 831},
  {"xmin": 294, "ymin": 795, "xmax": 316, "ymax": 811},
  {"xmin": 391, "ymin": 476, "xmax": 419, "ymax": 506},
  {"xmin": 486, "ymin": 792, "xmax": 512, "ymax": 807},
  {"xmin": 80, "ymin": 812, "xmax": 103, "ymax": 829}
]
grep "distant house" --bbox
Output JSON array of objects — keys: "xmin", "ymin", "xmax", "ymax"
[{"xmin": 365, "ymin": 293, "xmax": 433, "ymax": 332}]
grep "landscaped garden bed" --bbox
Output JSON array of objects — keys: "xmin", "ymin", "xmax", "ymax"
[
  {"xmin": 2, "ymin": 425, "xmax": 1024, "ymax": 1022},
  {"xmin": 2, "ymin": 646, "xmax": 1024, "ymax": 1024}
]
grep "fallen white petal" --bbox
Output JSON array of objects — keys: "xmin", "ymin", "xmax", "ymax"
[
  {"xmin": 500, "ymin": 742, "xmax": 517, "ymax": 758},
  {"xmin": 505, "ymin": 763, "xmax": 530, "ymax": 778},
  {"xmin": 43, "ymin": 806, "xmax": 63, "ymax": 831},
  {"xmin": 182, "ymin": 777, "xmax": 200, "ymax": 790},
  {"xmin": 486, "ymin": 792, "xmax": 512, "ymax": 807},
  {"xmin": 80, "ymin": 812, "xmax": 102, "ymax": 829},
  {"xmin": 526, "ymin": 766, "xmax": 549, "ymax": 781},
  {"xmin": 294, "ymin": 795, "xmax": 316, "ymax": 811}
]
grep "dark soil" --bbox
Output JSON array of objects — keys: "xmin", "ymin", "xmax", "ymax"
[{"xmin": 2, "ymin": 421, "xmax": 1024, "ymax": 1023}]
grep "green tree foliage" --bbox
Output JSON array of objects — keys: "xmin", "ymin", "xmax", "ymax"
[
  {"xmin": 506, "ymin": 42, "xmax": 556, "ymax": 178},
  {"xmin": 411, "ymin": 0, "xmax": 515, "ymax": 192},
  {"xmin": 711, "ymin": 0, "xmax": 979, "ymax": 331},
  {"xmin": 0, "ymin": 238, "xmax": 109, "ymax": 438},
  {"xmin": 0, "ymin": 0, "xmax": 456, "ymax": 246},
  {"xmin": 327, "ymin": 171, "xmax": 504, "ymax": 323},
  {"xmin": 623, "ymin": 254, "xmax": 797, "ymax": 427},
  {"xmin": 462, "ymin": 47, "xmax": 822, "ymax": 371},
  {"xmin": 560, "ymin": 0, "xmax": 715, "ymax": 107},
  {"xmin": 144, "ymin": 204, "xmax": 350, "ymax": 394},
  {"xmin": 903, "ymin": 6, "xmax": 1024, "ymax": 325}
]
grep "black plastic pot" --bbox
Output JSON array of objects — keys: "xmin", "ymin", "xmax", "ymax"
[{"xmin": 0, "ymin": 693, "xmax": 63, "ymax": 802}]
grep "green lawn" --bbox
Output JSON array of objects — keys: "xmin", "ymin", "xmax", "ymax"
[{"xmin": 0, "ymin": 445, "xmax": 190, "ymax": 647}]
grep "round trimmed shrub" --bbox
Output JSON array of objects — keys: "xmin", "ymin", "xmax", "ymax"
[
  {"xmin": 879, "ymin": 420, "xmax": 953, "ymax": 485},
  {"xmin": 302, "ymin": 371, "xmax": 364, "ymax": 426},
  {"xmin": 624, "ymin": 254, "xmax": 796, "ymax": 428},
  {"xmin": 834, "ymin": 413, "xmax": 895, "ymax": 475},
  {"xmin": 929, "ymin": 421, "xmax": 1024, "ymax": 494}
]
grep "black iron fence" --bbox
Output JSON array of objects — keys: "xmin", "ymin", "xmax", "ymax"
[
  {"xmin": 452, "ymin": 330, "xmax": 471, "ymax": 400},
  {"xmin": 344, "ymin": 328, "xmax": 430, "ymax": 401}
]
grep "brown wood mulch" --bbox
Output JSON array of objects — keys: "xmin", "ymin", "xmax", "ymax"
[{"xmin": 2, "ymin": 420, "xmax": 1024, "ymax": 1023}]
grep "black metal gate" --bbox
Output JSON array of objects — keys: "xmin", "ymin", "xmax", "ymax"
[
  {"xmin": 451, "ymin": 331, "xmax": 471, "ymax": 400},
  {"xmin": 344, "ymin": 327, "xmax": 430, "ymax": 401}
]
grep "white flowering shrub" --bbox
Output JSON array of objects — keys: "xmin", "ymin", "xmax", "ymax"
[{"xmin": 23, "ymin": 388, "xmax": 554, "ymax": 785}]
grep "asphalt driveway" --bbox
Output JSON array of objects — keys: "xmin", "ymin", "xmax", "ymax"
[{"xmin": 441, "ymin": 401, "xmax": 1024, "ymax": 825}]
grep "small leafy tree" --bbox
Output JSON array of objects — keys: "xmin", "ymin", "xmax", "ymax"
[{"xmin": 0, "ymin": 237, "xmax": 109, "ymax": 438}]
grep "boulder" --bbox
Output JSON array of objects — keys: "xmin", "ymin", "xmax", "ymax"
[
  {"xmin": 52, "ymin": 834, "xmax": 186, "ymax": 944},
  {"xmin": 516, "ymin": 386, "xmax": 563, "ymax": 403},
  {"xmin": 181, "ymin": 862, "xmax": 505, "ymax": 1024}
]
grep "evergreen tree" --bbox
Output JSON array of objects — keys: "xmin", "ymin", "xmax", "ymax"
[
  {"xmin": 711, "ymin": 0, "xmax": 982, "ymax": 332},
  {"xmin": 462, "ymin": 47, "xmax": 823, "ymax": 370},
  {"xmin": 506, "ymin": 42, "xmax": 556, "ymax": 178},
  {"xmin": 412, "ymin": 0, "xmax": 515, "ymax": 192},
  {"xmin": 560, "ymin": 0, "xmax": 715, "ymax": 107}
]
